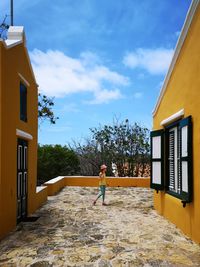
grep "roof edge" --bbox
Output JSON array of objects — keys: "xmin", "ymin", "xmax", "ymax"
[{"xmin": 152, "ymin": 0, "xmax": 200, "ymax": 117}]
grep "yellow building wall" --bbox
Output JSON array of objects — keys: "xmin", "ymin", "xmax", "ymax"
[
  {"xmin": 0, "ymin": 43, "xmax": 2, "ymax": 238},
  {"xmin": 153, "ymin": 4, "xmax": 200, "ymax": 243},
  {"xmin": 0, "ymin": 41, "xmax": 38, "ymax": 239}
]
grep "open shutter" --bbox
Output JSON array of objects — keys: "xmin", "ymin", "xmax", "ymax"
[
  {"xmin": 180, "ymin": 116, "xmax": 193, "ymax": 203},
  {"xmin": 168, "ymin": 130, "xmax": 175, "ymax": 191},
  {"xmin": 150, "ymin": 129, "xmax": 165, "ymax": 191}
]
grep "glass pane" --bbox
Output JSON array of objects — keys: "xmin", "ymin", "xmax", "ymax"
[
  {"xmin": 152, "ymin": 162, "xmax": 161, "ymax": 184},
  {"xmin": 20, "ymin": 83, "xmax": 27, "ymax": 121},
  {"xmin": 182, "ymin": 161, "xmax": 188, "ymax": 193},
  {"xmin": 152, "ymin": 136, "xmax": 161, "ymax": 159},
  {"xmin": 181, "ymin": 126, "xmax": 188, "ymax": 157}
]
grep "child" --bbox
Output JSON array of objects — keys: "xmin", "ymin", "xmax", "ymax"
[{"xmin": 93, "ymin": 164, "xmax": 108, "ymax": 206}]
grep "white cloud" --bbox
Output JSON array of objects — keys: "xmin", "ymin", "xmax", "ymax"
[
  {"xmin": 133, "ymin": 92, "xmax": 143, "ymax": 99},
  {"xmin": 30, "ymin": 49, "xmax": 129, "ymax": 104},
  {"xmin": 123, "ymin": 48, "xmax": 174, "ymax": 75},
  {"xmin": 87, "ymin": 89, "xmax": 123, "ymax": 104}
]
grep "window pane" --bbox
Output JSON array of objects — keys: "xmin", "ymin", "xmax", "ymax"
[
  {"xmin": 182, "ymin": 161, "xmax": 188, "ymax": 193},
  {"xmin": 152, "ymin": 136, "xmax": 161, "ymax": 159},
  {"xmin": 181, "ymin": 126, "xmax": 188, "ymax": 157},
  {"xmin": 152, "ymin": 162, "xmax": 161, "ymax": 184},
  {"xmin": 20, "ymin": 83, "xmax": 27, "ymax": 122}
]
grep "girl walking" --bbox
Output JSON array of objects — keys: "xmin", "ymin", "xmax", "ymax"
[{"xmin": 93, "ymin": 164, "xmax": 108, "ymax": 206}]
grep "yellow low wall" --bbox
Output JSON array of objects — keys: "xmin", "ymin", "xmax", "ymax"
[
  {"xmin": 34, "ymin": 186, "xmax": 48, "ymax": 211},
  {"xmin": 44, "ymin": 176, "xmax": 150, "ymax": 196},
  {"xmin": 65, "ymin": 176, "xmax": 150, "ymax": 187},
  {"xmin": 44, "ymin": 176, "xmax": 65, "ymax": 196}
]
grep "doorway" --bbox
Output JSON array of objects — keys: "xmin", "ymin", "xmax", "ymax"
[{"xmin": 17, "ymin": 138, "xmax": 28, "ymax": 223}]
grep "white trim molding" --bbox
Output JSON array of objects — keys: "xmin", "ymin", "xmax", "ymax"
[
  {"xmin": 16, "ymin": 129, "xmax": 33, "ymax": 140},
  {"xmin": 153, "ymin": 0, "xmax": 199, "ymax": 117},
  {"xmin": 160, "ymin": 109, "xmax": 184, "ymax": 126},
  {"xmin": 4, "ymin": 26, "xmax": 25, "ymax": 49},
  {"xmin": 18, "ymin": 73, "xmax": 30, "ymax": 87}
]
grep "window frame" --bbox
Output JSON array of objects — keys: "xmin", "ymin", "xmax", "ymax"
[
  {"xmin": 150, "ymin": 116, "xmax": 193, "ymax": 205},
  {"xmin": 165, "ymin": 116, "xmax": 193, "ymax": 203}
]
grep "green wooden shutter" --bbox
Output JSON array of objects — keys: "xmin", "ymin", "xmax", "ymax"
[
  {"xmin": 150, "ymin": 129, "xmax": 165, "ymax": 191},
  {"xmin": 179, "ymin": 116, "xmax": 193, "ymax": 203}
]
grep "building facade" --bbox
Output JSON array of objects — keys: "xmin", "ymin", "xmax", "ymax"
[
  {"xmin": 151, "ymin": 0, "xmax": 200, "ymax": 243},
  {"xmin": 0, "ymin": 27, "xmax": 47, "ymax": 239}
]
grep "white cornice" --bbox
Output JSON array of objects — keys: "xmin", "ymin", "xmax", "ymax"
[
  {"xmin": 153, "ymin": 0, "xmax": 199, "ymax": 117},
  {"xmin": 160, "ymin": 109, "xmax": 184, "ymax": 126},
  {"xmin": 16, "ymin": 129, "xmax": 33, "ymax": 140},
  {"xmin": 4, "ymin": 26, "xmax": 25, "ymax": 49},
  {"xmin": 4, "ymin": 39, "xmax": 23, "ymax": 49}
]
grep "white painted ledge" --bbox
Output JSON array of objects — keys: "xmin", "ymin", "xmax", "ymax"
[
  {"xmin": 44, "ymin": 176, "xmax": 64, "ymax": 184},
  {"xmin": 5, "ymin": 39, "xmax": 23, "ymax": 48},
  {"xmin": 16, "ymin": 129, "xmax": 33, "ymax": 140},
  {"xmin": 160, "ymin": 109, "xmax": 184, "ymax": 126},
  {"xmin": 18, "ymin": 73, "xmax": 30, "ymax": 87},
  {"xmin": 36, "ymin": 186, "xmax": 47, "ymax": 193}
]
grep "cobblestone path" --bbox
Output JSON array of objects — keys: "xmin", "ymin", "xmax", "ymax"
[{"xmin": 0, "ymin": 187, "xmax": 200, "ymax": 266}]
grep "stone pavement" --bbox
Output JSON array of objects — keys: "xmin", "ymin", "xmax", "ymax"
[{"xmin": 0, "ymin": 187, "xmax": 200, "ymax": 267}]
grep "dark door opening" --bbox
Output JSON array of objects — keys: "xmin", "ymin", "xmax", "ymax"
[{"xmin": 17, "ymin": 138, "xmax": 28, "ymax": 223}]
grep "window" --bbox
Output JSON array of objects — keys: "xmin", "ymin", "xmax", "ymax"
[
  {"xmin": 150, "ymin": 116, "xmax": 193, "ymax": 205},
  {"xmin": 20, "ymin": 82, "xmax": 27, "ymax": 122},
  {"xmin": 150, "ymin": 129, "xmax": 165, "ymax": 191},
  {"xmin": 167, "ymin": 126, "xmax": 180, "ymax": 194}
]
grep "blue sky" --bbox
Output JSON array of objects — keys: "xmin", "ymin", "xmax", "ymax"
[{"xmin": 1, "ymin": 0, "xmax": 192, "ymax": 145}]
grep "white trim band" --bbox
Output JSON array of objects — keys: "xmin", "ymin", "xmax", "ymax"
[
  {"xmin": 16, "ymin": 129, "xmax": 33, "ymax": 140},
  {"xmin": 18, "ymin": 73, "xmax": 30, "ymax": 87},
  {"xmin": 160, "ymin": 109, "xmax": 184, "ymax": 126}
]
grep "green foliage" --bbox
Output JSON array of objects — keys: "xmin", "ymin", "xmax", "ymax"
[
  {"xmin": 38, "ymin": 93, "xmax": 59, "ymax": 124},
  {"xmin": 72, "ymin": 118, "xmax": 150, "ymax": 177},
  {"xmin": 37, "ymin": 144, "xmax": 80, "ymax": 184}
]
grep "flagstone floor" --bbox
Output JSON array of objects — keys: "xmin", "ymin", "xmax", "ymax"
[{"xmin": 0, "ymin": 187, "xmax": 200, "ymax": 267}]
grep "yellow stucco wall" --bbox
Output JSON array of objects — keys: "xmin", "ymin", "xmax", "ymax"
[
  {"xmin": 0, "ymin": 43, "xmax": 2, "ymax": 238},
  {"xmin": 153, "ymin": 4, "xmax": 200, "ymax": 243},
  {"xmin": 64, "ymin": 176, "xmax": 150, "ymax": 188},
  {"xmin": 44, "ymin": 176, "xmax": 150, "ymax": 196},
  {"xmin": 0, "ymin": 41, "xmax": 39, "ymax": 239}
]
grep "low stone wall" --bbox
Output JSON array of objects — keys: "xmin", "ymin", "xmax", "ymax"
[{"xmin": 44, "ymin": 176, "xmax": 150, "ymax": 196}]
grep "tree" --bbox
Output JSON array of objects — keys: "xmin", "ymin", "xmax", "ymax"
[
  {"xmin": 72, "ymin": 118, "xmax": 150, "ymax": 177},
  {"xmin": 38, "ymin": 93, "xmax": 59, "ymax": 124},
  {"xmin": 37, "ymin": 144, "xmax": 80, "ymax": 184},
  {"xmin": 71, "ymin": 138, "xmax": 102, "ymax": 176}
]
